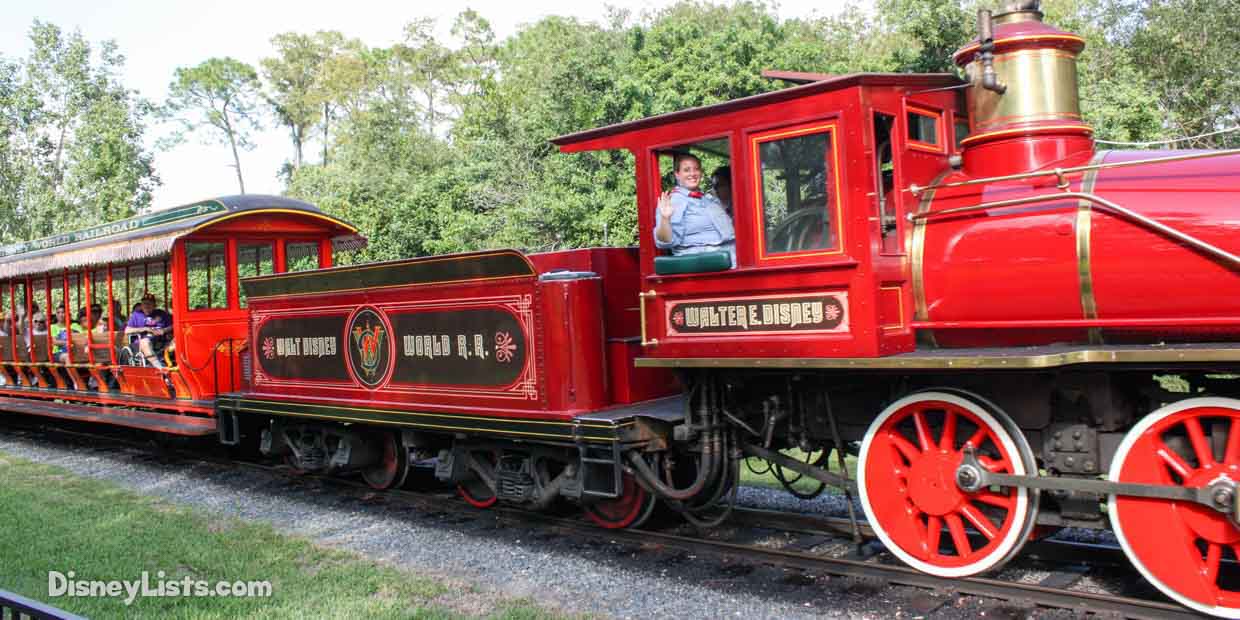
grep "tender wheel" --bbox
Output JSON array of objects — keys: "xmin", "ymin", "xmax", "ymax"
[
  {"xmin": 1109, "ymin": 397, "xmax": 1240, "ymax": 618},
  {"xmin": 583, "ymin": 473, "xmax": 656, "ymax": 529},
  {"xmin": 361, "ymin": 431, "xmax": 409, "ymax": 490},
  {"xmin": 458, "ymin": 450, "xmax": 499, "ymax": 508},
  {"xmin": 858, "ymin": 390, "xmax": 1038, "ymax": 577}
]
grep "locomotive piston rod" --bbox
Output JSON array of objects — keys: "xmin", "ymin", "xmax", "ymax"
[{"xmin": 956, "ymin": 448, "xmax": 1240, "ymax": 526}]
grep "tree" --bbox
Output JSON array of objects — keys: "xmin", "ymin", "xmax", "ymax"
[
  {"xmin": 166, "ymin": 57, "xmax": 263, "ymax": 194},
  {"xmin": 1127, "ymin": 0, "xmax": 1240, "ymax": 147},
  {"xmin": 262, "ymin": 32, "xmax": 332, "ymax": 169},
  {"xmin": 0, "ymin": 21, "xmax": 157, "ymax": 243}
]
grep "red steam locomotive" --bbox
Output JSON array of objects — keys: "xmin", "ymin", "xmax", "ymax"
[{"xmin": 1, "ymin": 1, "xmax": 1239, "ymax": 616}]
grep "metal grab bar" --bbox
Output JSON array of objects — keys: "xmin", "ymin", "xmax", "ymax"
[
  {"xmin": 638, "ymin": 290, "xmax": 659, "ymax": 347},
  {"xmin": 911, "ymin": 190, "xmax": 1240, "ymax": 270},
  {"xmin": 909, "ymin": 147, "xmax": 1240, "ymax": 196}
]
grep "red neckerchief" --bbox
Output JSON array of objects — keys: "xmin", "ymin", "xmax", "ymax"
[{"xmin": 687, "ymin": 191, "xmax": 703, "ymax": 198}]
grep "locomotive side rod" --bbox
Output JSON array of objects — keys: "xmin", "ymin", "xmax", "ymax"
[
  {"xmin": 955, "ymin": 448, "xmax": 1240, "ymax": 524},
  {"xmin": 742, "ymin": 442, "xmax": 858, "ymax": 492}
]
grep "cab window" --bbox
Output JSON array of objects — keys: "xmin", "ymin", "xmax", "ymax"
[{"xmin": 753, "ymin": 123, "xmax": 839, "ymax": 256}]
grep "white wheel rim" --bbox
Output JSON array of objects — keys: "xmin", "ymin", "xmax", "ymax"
[
  {"xmin": 857, "ymin": 390, "xmax": 1033, "ymax": 577},
  {"xmin": 1108, "ymin": 396, "xmax": 1240, "ymax": 619}
]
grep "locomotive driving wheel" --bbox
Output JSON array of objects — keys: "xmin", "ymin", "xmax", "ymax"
[
  {"xmin": 458, "ymin": 449, "xmax": 500, "ymax": 508},
  {"xmin": 858, "ymin": 390, "xmax": 1038, "ymax": 577},
  {"xmin": 1109, "ymin": 397, "xmax": 1240, "ymax": 618},
  {"xmin": 583, "ymin": 473, "xmax": 656, "ymax": 529},
  {"xmin": 361, "ymin": 431, "xmax": 409, "ymax": 490}
]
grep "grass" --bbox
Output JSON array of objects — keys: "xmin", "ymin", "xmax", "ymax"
[
  {"xmin": 738, "ymin": 448, "xmax": 857, "ymax": 496},
  {"xmin": 0, "ymin": 451, "xmax": 562, "ymax": 620}
]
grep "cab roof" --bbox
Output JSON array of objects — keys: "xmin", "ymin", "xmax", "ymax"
[{"xmin": 551, "ymin": 72, "xmax": 961, "ymax": 152}]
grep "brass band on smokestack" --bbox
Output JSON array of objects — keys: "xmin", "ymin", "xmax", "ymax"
[{"xmin": 953, "ymin": 1, "xmax": 1092, "ymax": 151}]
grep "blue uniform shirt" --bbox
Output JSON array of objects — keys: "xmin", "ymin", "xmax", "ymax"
[{"xmin": 653, "ymin": 186, "xmax": 736, "ymax": 266}]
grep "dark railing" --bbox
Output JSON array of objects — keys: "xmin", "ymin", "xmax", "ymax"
[{"xmin": 0, "ymin": 589, "xmax": 86, "ymax": 620}]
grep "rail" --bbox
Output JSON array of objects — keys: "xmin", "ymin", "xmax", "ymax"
[
  {"xmin": 908, "ymin": 147, "xmax": 1240, "ymax": 196},
  {"xmin": 911, "ymin": 190, "xmax": 1240, "ymax": 270},
  {"xmin": 0, "ymin": 589, "xmax": 86, "ymax": 620}
]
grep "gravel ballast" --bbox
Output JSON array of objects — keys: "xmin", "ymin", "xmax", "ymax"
[{"xmin": 0, "ymin": 428, "xmax": 1085, "ymax": 619}]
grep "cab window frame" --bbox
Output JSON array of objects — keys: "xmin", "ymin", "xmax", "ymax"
[
  {"xmin": 746, "ymin": 118, "xmax": 846, "ymax": 264},
  {"xmin": 644, "ymin": 130, "xmax": 738, "ymax": 269},
  {"xmin": 904, "ymin": 104, "xmax": 946, "ymax": 154}
]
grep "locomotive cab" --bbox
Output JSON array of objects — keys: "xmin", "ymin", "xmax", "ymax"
[{"xmin": 553, "ymin": 73, "xmax": 968, "ymax": 361}]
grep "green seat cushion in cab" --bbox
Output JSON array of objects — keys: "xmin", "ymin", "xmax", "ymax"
[{"xmin": 654, "ymin": 251, "xmax": 731, "ymax": 275}]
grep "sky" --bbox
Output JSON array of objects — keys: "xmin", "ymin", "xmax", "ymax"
[{"xmin": 0, "ymin": 0, "xmax": 852, "ymax": 210}]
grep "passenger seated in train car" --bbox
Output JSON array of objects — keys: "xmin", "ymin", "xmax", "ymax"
[
  {"xmin": 29, "ymin": 313, "xmax": 48, "ymax": 339},
  {"xmin": 52, "ymin": 304, "xmax": 84, "ymax": 364},
  {"xmin": 653, "ymin": 152, "xmax": 736, "ymax": 268},
  {"xmin": 124, "ymin": 293, "xmax": 172, "ymax": 367},
  {"xmin": 0, "ymin": 313, "xmax": 19, "ymax": 337},
  {"xmin": 94, "ymin": 301, "xmax": 126, "ymax": 334}
]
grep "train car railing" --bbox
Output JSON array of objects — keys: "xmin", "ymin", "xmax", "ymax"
[{"xmin": 0, "ymin": 589, "xmax": 86, "ymax": 620}]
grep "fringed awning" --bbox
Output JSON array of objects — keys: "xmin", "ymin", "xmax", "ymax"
[
  {"xmin": 0, "ymin": 195, "xmax": 363, "ymax": 280},
  {"xmin": 331, "ymin": 233, "xmax": 369, "ymax": 253},
  {"xmin": 0, "ymin": 233, "xmax": 177, "ymax": 279}
]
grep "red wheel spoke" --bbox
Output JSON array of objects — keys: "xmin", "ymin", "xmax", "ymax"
[
  {"xmin": 977, "ymin": 455, "xmax": 1008, "ymax": 474},
  {"xmin": 913, "ymin": 410, "xmax": 934, "ymax": 452},
  {"xmin": 972, "ymin": 490, "xmax": 1014, "ymax": 509},
  {"xmin": 889, "ymin": 432, "xmax": 922, "ymax": 464},
  {"xmin": 1156, "ymin": 439, "xmax": 1196, "ymax": 479},
  {"xmin": 945, "ymin": 513, "xmax": 973, "ymax": 557},
  {"xmin": 1184, "ymin": 417, "xmax": 1216, "ymax": 467},
  {"xmin": 1226, "ymin": 420, "xmax": 1240, "ymax": 465},
  {"xmin": 1204, "ymin": 542, "xmax": 1223, "ymax": 584},
  {"xmin": 959, "ymin": 502, "xmax": 999, "ymax": 540},
  {"xmin": 925, "ymin": 515, "xmax": 942, "ymax": 558},
  {"xmin": 939, "ymin": 410, "xmax": 957, "ymax": 452},
  {"xmin": 965, "ymin": 427, "xmax": 987, "ymax": 450}
]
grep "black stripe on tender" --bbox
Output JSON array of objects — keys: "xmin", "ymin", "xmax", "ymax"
[
  {"xmin": 234, "ymin": 399, "xmax": 618, "ymax": 443},
  {"xmin": 242, "ymin": 250, "xmax": 536, "ymax": 298}
]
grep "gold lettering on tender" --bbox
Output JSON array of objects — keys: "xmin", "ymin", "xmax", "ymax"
[
  {"xmin": 440, "ymin": 335, "xmax": 450, "ymax": 354},
  {"xmin": 762, "ymin": 304, "xmax": 773, "ymax": 325},
  {"xmin": 687, "ymin": 307, "xmax": 699, "ymax": 327},
  {"xmin": 779, "ymin": 303, "xmax": 790, "ymax": 326},
  {"xmin": 474, "ymin": 334, "xmax": 487, "ymax": 359},
  {"xmin": 811, "ymin": 301, "xmax": 823, "ymax": 324},
  {"xmin": 736, "ymin": 305, "xmax": 748, "ymax": 330},
  {"xmin": 432, "ymin": 336, "xmax": 442, "ymax": 356},
  {"xmin": 790, "ymin": 302, "xmax": 802, "ymax": 328},
  {"xmin": 748, "ymin": 305, "xmax": 759, "ymax": 328},
  {"xmin": 457, "ymin": 334, "xmax": 468, "ymax": 359}
]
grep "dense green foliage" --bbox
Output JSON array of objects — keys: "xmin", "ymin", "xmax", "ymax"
[
  {"xmin": 0, "ymin": 22, "xmax": 157, "ymax": 244},
  {"xmin": 1, "ymin": 1, "xmax": 1237, "ymax": 255}
]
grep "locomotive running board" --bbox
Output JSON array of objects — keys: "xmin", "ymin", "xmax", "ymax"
[
  {"xmin": 0, "ymin": 396, "xmax": 216, "ymax": 436},
  {"xmin": 636, "ymin": 342, "xmax": 1240, "ymax": 370}
]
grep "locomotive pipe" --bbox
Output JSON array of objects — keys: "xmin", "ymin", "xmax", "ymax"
[{"xmin": 976, "ymin": 10, "xmax": 1006, "ymax": 94}]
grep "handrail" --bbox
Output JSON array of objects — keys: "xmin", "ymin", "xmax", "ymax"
[
  {"xmin": 908, "ymin": 148, "xmax": 1240, "ymax": 196},
  {"xmin": 910, "ymin": 190, "xmax": 1240, "ymax": 270}
]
